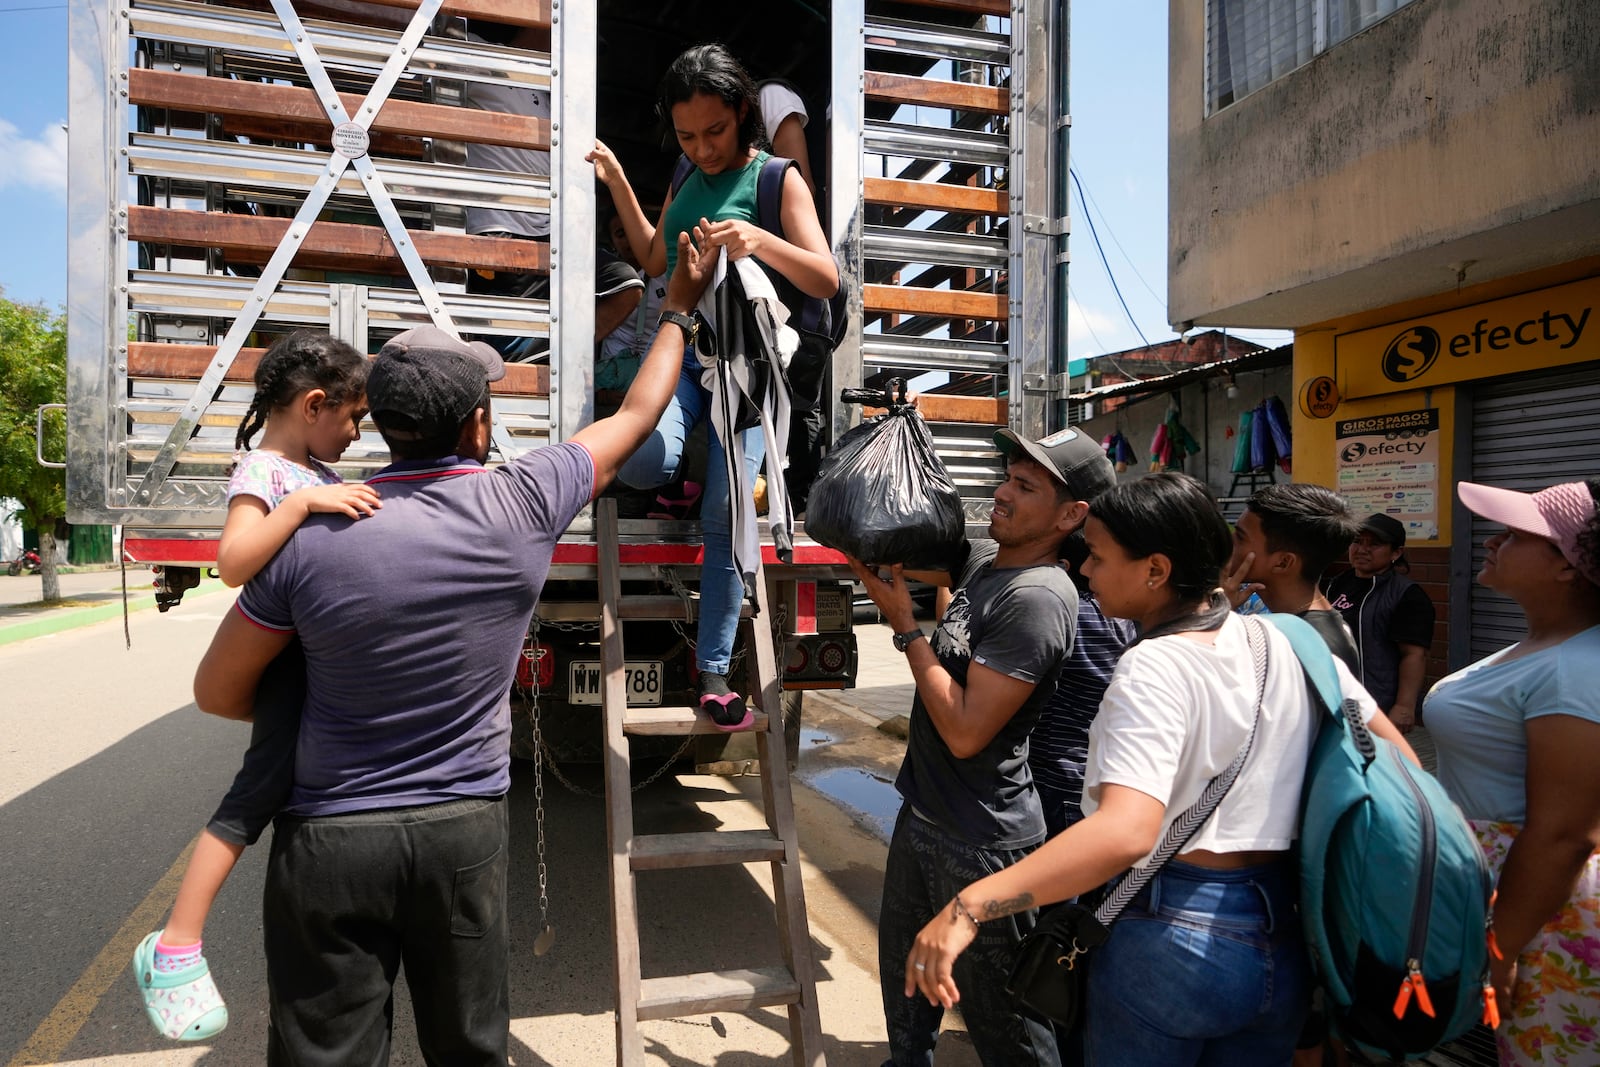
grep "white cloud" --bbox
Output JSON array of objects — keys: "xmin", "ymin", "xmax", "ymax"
[
  {"xmin": 0, "ymin": 118, "xmax": 68, "ymax": 197},
  {"xmin": 1067, "ymin": 293, "xmax": 1140, "ymax": 359}
]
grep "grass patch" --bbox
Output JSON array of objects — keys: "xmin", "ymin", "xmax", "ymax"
[{"xmin": 8, "ymin": 598, "xmax": 110, "ymax": 611}]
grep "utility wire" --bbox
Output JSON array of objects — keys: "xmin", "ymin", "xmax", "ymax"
[
  {"xmin": 1066, "ymin": 283, "xmax": 1110, "ymax": 353},
  {"xmin": 1070, "ymin": 166, "xmax": 1151, "ymax": 350},
  {"xmin": 1070, "ymin": 283, "xmax": 1146, "ymax": 383},
  {"xmin": 1071, "ymin": 165, "xmax": 1166, "ymax": 309}
]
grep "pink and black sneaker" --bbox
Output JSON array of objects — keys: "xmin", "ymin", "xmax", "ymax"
[{"xmin": 697, "ymin": 672, "xmax": 753, "ymax": 732}]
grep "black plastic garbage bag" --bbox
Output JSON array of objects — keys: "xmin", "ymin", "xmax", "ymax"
[{"xmin": 805, "ymin": 388, "xmax": 966, "ymax": 568}]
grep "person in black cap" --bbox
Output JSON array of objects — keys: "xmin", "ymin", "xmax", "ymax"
[
  {"xmin": 1325, "ymin": 513, "xmax": 1436, "ymax": 733},
  {"xmin": 191, "ymin": 232, "xmax": 713, "ymax": 1065},
  {"xmin": 849, "ymin": 425, "xmax": 1115, "ymax": 1067}
]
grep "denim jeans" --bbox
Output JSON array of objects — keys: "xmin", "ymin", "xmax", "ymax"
[
  {"xmin": 879, "ymin": 805, "xmax": 1059, "ymax": 1067},
  {"xmin": 1086, "ymin": 858, "xmax": 1310, "ymax": 1067},
  {"xmin": 618, "ymin": 366, "xmax": 765, "ymax": 675},
  {"xmin": 264, "ymin": 796, "xmax": 509, "ymax": 1067}
]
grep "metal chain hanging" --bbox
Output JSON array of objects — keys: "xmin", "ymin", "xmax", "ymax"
[
  {"xmin": 518, "ymin": 614, "xmax": 696, "ymax": 804},
  {"xmin": 524, "ymin": 616, "xmax": 554, "ymax": 956}
]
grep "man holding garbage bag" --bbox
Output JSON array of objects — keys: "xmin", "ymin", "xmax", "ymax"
[{"xmin": 846, "ymin": 426, "xmax": 1116, "ymax": 1067}]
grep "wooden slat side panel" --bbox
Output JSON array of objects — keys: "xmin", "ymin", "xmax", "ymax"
[
  {"xmin": 127, "ymin": 342, "xmax": 550, "ymax": 397},
  {"xmin": 218, "ymin": 115, "xmax": 427, "ymax": 158},
  {"xmin": 863, "ymin": 177, "xmax": 1006, "ymax": 215},
  {"xmin": 346, "ymin": 0, "xmax": 551, "ymax": 28},
  {"xmin": 126, "ymin": 206, "xmax": 549, "ymax": 273},
  {"xmin": 130, "ymin": 69, "xmax": 551, "ymax": 149},
  {"xmin": 862, "ymin": 283, "xmax": 1007, "ymax": 320},
  {"xmin": 210, "ymin": 0, "xmax": 552, "ymax": 30},
  {"xmin": 864, "ymin": 73, "xmax": 1008, "ymax": 115},
  {"xmin": 862, "ymin": 396, "xmax": 1005, "ymax": 424},
  {"xmin": 888, "ymin": 0, "xmax": 1008, "ymax": 17}
]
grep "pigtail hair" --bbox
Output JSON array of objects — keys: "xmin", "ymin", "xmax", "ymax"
[{"xmin": 234, "ymin": 330, "xmax": 367, "ymax": 456}]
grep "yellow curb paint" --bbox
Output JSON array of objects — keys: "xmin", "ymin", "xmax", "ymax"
[{"xmin": 6, "ymin": 836, "xmax": 199, "ymax": 1067}]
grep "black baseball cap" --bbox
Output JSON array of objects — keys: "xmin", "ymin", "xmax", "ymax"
[
  {"xmin": 1359, "ymin": 513, "xmax": 1407, "ymax": 548},
  {"xmin": 368, "ymin": 326, "xmax": 505, "ymax": 441},
  {"xmin": 994, "ymin": 426, "xmax": 1117, "ymax": 502}
]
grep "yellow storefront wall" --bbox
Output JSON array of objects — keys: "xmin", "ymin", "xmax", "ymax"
[{"xmin": 1292, "ymin": 261, "xmax": 1600, "ymax": 549}]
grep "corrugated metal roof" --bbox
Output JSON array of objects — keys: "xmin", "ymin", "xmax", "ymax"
[{"xmin": 1068, "ymin": 342, "xmax": 1293, "ymax": 403}]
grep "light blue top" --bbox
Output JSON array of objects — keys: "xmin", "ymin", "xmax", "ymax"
[{"xmin": 1423, "ymin": 624, "xmax": 1600, "ymax": 823}]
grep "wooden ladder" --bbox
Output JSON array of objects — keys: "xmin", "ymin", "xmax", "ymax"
[{"xmin": 595, "ymin": 498, "xmax": 826, "ymax": 1066}]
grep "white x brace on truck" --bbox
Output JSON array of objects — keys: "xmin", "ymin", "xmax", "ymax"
[{"xmin": 63, "ymin": 0, "xmax": 1070, "ymax": 764}]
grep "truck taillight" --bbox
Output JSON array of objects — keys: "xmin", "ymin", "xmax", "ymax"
[{"xmin": 516, "ymin": 641, "xmax": 555, "ymax": 690}]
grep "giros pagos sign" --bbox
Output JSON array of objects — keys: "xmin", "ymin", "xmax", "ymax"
[{"xmin": 1334, "ymin": 277, "xmax": 1597, "ymax": 398}]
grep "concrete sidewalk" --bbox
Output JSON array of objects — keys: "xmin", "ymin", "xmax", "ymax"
[{"xmin": 0, "ymin": 567, "xmax": 227, "ymax": 646}]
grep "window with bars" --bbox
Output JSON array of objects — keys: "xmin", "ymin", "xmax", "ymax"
[{"xmin": 1207, "ymin": 0, "xmax": 1420, "ymax": 113}]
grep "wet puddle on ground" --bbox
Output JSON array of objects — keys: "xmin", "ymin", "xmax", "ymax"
[
  {"xmin": 800, "ymin": 727, "xmax": 835, "ymax": 748},
  {"xmin": 801, "ymin": 766, "xmax": 899, "ymax": 843}
]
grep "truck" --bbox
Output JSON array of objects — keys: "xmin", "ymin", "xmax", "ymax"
[{"xmin": 62, "ymin": 0, "xmax": 1070, "ymax": 767}]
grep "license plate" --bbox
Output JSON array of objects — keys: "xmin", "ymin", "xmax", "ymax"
[{"xmin": 567, "ymin": 660, "xmax": 664, "ymax": 706}]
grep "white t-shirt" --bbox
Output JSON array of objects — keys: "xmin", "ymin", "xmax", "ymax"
[
  {"xmin": 759, "ymin": 81, "xmax": 808, "ymax": 141},
  {"xmin": 1081, "ymin": 613, "xmax": 1378, "ymax": 866}
]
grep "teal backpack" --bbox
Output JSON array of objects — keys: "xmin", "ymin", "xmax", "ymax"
[{"xmin": 1265, "ymin": 614, "xmax": 1495, "ymax": 1060}]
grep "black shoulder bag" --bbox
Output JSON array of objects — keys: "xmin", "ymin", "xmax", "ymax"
[{"xmin": 1007, "ymin": 616, "xmax": 1271, "ymax": 1030}]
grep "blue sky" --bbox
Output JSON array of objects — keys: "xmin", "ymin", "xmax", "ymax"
[{"xmin": 0, "ymin": 1, "xmax": 1284, "ymax": 352}]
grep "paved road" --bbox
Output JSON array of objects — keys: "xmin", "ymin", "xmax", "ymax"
[
  {"xmin": 0, "ymin": 598, "xmax": 981, "ymax": 1066},
  {"xmin": 0, "ymin": 568, "xmax": 156, "ymax": 610}
]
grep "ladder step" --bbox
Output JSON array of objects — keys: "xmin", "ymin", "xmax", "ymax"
[
  {"xmin": 631, "ymin": 830, "xmax": 785, "ymax": 871},
  {"xmin": 622, "ymin": 706, "xmax": 770, "ymax": 736},
  {"xmin": 636, "ymin": 966, "xmax": 801, "ymax": 1022}
]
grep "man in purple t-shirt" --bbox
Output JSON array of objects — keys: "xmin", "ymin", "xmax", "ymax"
[{"xmin": 192, "ymin": 234, "xmax": 711, "ymax": 1065}]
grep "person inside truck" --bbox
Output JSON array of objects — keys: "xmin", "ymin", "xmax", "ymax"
[
  {"xmin": 462, "ymin": 17, "xmax": 643, "ymax": 363},
  {"xmin": 587, "ymin": 42, "xmax": 838, "ymax": 730},
  {"xmin": 187, "ymin": 232, "xmax": 713, "ymax": 1065},
  {"xmin": 848, "ymin": 426, "xmax": 1117, "ymax": 1066},
  {"xmin": 132, "ymin": 329, "xmax": 379, "ymax": 1042}
]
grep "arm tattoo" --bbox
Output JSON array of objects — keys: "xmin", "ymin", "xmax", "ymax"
[{"xmin": 981, "ymin": 893, "xmax": 1035, "ymax": 921}]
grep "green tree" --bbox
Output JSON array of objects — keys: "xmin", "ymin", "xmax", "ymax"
[{"xmin": 0, "ymin": 292, "xmax": 68, "ymax": 603}]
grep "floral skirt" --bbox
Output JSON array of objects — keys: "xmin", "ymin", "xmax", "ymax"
[{"xmin": 1472, "ymin": 820, "xmax": 1600, "ymax": 1066}]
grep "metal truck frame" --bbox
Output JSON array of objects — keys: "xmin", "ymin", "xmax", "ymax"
[{"xmin": 63, "ymin": 0, "xmax": 1070, "ymax": 760}]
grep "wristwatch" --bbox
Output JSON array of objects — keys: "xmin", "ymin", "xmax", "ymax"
[
  {"xmin": 892, "ymin": 628, "xmax": 925, "ymax": 653},
  {"xmin": 658, "ymin": 309, "xmax": 698, "ymax": 345}
]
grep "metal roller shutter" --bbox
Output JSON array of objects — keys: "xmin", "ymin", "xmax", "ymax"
[{"xmin": 1463, "ymin": 361, "xmax": 1600, "ymax": 661}]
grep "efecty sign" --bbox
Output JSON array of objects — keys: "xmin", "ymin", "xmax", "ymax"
[{"xmin": 1335, "ymin": 277, "xmax": 1597, "ymax": 398}]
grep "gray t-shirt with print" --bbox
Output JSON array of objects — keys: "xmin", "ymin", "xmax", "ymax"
[
  {"xmin": 237, "ymin": 443, "xmax": 594, "ymax": 816},
  {"xmin": 894, "ymin": 539, "xmax": 1079, "ymax": 849}
]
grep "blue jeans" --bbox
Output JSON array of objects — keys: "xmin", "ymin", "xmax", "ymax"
[
  {"xmin": 1086, "ymin": 858, "xmax": 1310, "ymax": 1067},
  {"xmin": 878, "ymin": 806, "xmax": 1059, "ymax": 1067},
  {"xmin": 618, "ymin": 367, "xmax": 764, "ymax": 675}
]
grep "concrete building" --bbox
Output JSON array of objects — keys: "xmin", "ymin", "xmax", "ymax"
[{"xmin": 1168, "ymin": 0, "xmax": 1600, "ymax": 671}]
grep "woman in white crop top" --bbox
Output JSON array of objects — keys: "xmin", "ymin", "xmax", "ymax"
[{"xmin": 900, "ymin": 472, "xmax": 1417, "ymax": 1066}]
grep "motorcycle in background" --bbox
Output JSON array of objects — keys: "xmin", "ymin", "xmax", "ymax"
[{"xmin": 6, "ymin": 549, "xmax": 43, "ymax": 576}]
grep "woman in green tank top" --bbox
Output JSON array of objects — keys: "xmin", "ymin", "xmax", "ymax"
[{"xmin": 587, "ymin": 44, "xmax": 838, "ymax": 728}]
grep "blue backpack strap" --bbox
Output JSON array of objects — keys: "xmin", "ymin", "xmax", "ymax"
[
  {"xmin": 1260, "ymin": 614, "xmax": 1343, "ymax": 719},
  {"xmin": 755, "ymin": 155, "xmax": 797, "ymax": 239},
  {"xmin": 668, "ymin": 153, "xmax": 695, "ymax": 199},
  {"xmin": 1263, "ymin": 613, "xmax": 1378, "ymax": 764}
]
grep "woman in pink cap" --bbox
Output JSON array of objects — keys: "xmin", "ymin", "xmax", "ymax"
[{"xmin": 1424, "ymin": 479, "xmax": 1600, "ymax": 1066}]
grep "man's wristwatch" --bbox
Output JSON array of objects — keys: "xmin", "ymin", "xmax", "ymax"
[
  {"xmin": 658, "ymin": 309, "xmax": 698, "ymax": 344},
  {"xmin": 892, "ymin": 628, "xmax": 925, "ymax": 653}
]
